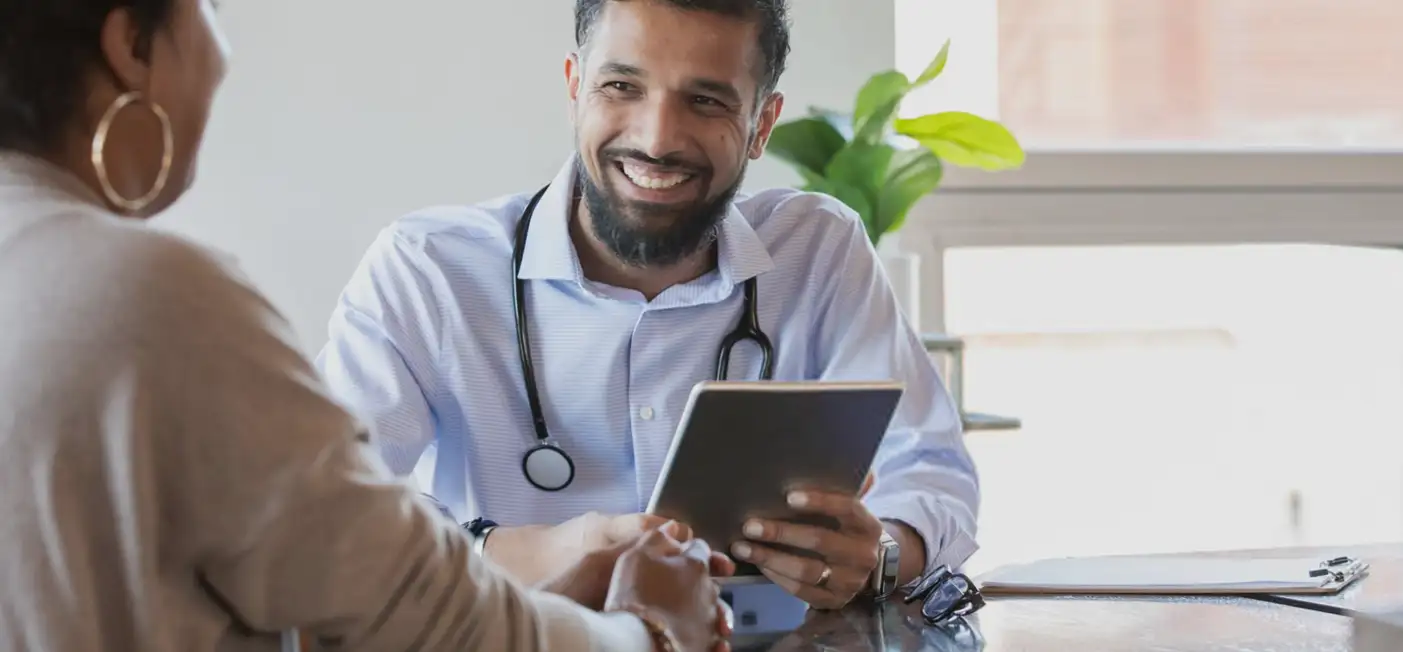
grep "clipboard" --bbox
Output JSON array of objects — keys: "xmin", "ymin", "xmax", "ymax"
[{"xmin": 975, "ymin": 554, "xmax": 1370, "ymax": 597}]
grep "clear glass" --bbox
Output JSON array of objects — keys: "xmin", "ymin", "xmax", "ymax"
[{"xmin": 948, "ymin": 244, "xmax": 1403, "ymax": 574}]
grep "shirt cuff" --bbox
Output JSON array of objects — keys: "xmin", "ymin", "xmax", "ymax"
[
  {"xmin": 531, "ymin": 591, "xmax": 656, "ymax": 652},
  {"xmin": 866, "ymin": 495, "xmax": 979, "ymax": 581}
]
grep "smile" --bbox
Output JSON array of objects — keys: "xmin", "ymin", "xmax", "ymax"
[{"xmin": 616, "ymin": 160, "xmax": 696, "ymax": 191}]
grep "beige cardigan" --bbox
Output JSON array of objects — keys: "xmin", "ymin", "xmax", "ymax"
[{"xmin": 0, "ymin": 153, "xmax": 651, "ymax": 652}]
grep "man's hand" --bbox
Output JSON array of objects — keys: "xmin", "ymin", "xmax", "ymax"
[
  {"xmin": 485, "ymin": 512, "xmax": 675, "ymax": 585},
  {"xmin": 606, "ymin": 524, "xmax": 736, "ymax": 652},
  {"xmin": 729, "ymin": 489, "xmax": 884, "ymax": 610},
  {"xmin": 540, "ymin": 522, "xmax": 736, "ymax": 611}
]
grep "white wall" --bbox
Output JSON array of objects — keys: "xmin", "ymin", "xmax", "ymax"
[{"xmin": 160, "ymin": 0, "xmax": 896, "ymax": 355}]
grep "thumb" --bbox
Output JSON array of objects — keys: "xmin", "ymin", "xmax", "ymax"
[
  {"xmin": 608, "ymin": 513, "xmax": 668, "ymax": 543},
  {"xmin": 859, "ymin": 472, "xmax": 875, "ymax": 498},
  {"xmin": 661, "ymin": 519, "xmax": 693, "ymax": 542},
  {"xmin": 709, "ymin": 551, "xmax": 737, "ymax": 577}
]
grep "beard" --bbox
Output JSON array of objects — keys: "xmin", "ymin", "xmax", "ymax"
[{"xmin": 577, "ymin": 150, "xmax": 745, "ymax": 268}]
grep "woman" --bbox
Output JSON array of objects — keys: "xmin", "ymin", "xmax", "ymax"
[{"xmin": 0, "ymin": 1, "xmax": 732, "ymax": 650}]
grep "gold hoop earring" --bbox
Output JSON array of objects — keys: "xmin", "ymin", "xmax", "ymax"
[{"xmin": 90, "ymin": 91, "xmax": 175, "ymax": 214}]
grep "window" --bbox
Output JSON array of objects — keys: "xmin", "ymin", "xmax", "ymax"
[
  {"xmin": 899, "ymin": 0, "xmax": 1403, "ymax": 150},
  {"xmin": 892, "ymin": 1, "xmax": 1403, "ymax": 571},
  {"xmin": 891, "ymin": 0, "xmax": 1403, "ymax": 333},
  {"xmin": 949, "ymin": 244, "xmax": 1403, "ymax": 572}
]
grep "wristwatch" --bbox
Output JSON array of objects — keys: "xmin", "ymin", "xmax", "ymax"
[
  {"xmin": 465, "ymin": 517, "xmax": 499, "ymax": 558},
  {"xmin": 869, "ymin": 530, "xmax": 901, "ymax": 600}
]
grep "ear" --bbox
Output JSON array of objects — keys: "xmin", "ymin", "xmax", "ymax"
[
  {"xmin": 565, "ymin": 52, "xmax": 584, "ymax": 126},
  {"xmin": 566, "ymin": 52, "xmax": 584, "ymax": 103},
  {"xmin": 98, "ymin": 7, "xmax": 155, "ymax": 92},
  {"xmin": 747, "ymin": 91, "xmax": 785, "ymax": 160}
]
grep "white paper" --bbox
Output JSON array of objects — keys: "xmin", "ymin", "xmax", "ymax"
[{"xmin": 978, "ymin": 556, "xmax": 1334, "ymax": 591}]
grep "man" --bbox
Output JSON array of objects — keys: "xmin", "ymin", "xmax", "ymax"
[{"xmin": 316, "ymin": 0, "xmax": 979, "ymax": 610}]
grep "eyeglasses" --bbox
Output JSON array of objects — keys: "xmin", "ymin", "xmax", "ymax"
[{"xmin": 903, "ymin": 565, "xmax": 985, "ymax": 625}]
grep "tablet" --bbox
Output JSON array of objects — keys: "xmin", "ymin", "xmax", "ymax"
[{"xmin": 645, "ymin": 380, "xmax": 904, "ymax": 580}]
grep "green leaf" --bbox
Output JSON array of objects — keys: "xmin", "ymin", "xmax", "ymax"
[
  {"xmin": 826, "ymin": 178, "xmax": 878, "ymax": 244},
  {"xmin": 824, "ymin": 142, "xmax": 896, "ymax": 214},
  {"xmin": 766, "ymin": 117, "xmax": 847, "ymax": 177},
  {"xmin": 895, "ymin": 111, "xmax": 1026, "ymax": 171},
  {"xmin": 875, "ymin": 148, "xmax": 943, "ymax": 235},
  {"xmin": 851, "ymin": 71, "xmax": 911, "ymax": 145},
  {"xmin": 914, "ymin": 39, "xmax": 951, "ymax": 87}
]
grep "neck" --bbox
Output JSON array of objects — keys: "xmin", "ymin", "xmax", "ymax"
[
  {"xmin": 0, "ymin": 140, "xmax": 107, "ymax": 210},
  {"xmin": 570, "ymin": 196, "xmax": 717, "ymax": 301},
  {"xmin": 50, "ymin": 137, "xmax": 111, "ymax": 206}
]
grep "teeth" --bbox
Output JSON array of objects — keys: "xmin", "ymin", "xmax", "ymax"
[{"xmin": 621, "ymin": 162, "xmax": 691, "ymax": 190}]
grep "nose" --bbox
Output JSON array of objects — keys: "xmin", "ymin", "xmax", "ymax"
[{"xmin": 630, "ymin": 95, "xmax": 690, "ymax": 161}]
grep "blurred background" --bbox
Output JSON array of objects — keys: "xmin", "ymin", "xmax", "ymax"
[{"xmin": 159, "ymin": 0, "xmax": 1403, "ymax": 575}]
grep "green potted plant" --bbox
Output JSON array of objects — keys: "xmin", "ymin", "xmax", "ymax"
[{"xmin": 767, "ymin": 39, "xmax": 1025, "ymax": 246}]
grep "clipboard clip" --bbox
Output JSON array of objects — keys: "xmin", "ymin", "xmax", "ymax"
[{"xmin": 1308, "ymin": 556, "xmax": 1364, "ymax": 583}]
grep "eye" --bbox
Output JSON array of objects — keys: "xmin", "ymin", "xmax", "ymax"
[
  {"xmin": 604, "ymin": 81, "xmax": 636, "ymax": 93},
  {"xmin": 692, "ymin": 95, "xmax": 723, "ymax": 107}
]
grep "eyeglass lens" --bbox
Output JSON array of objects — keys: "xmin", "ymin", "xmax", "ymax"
[
  {"xmin": 921, "ymin": 574, "xmax": 976, "ymax": 622},
  {"xmin": 905, "ymin": 566, "xmax": 952, "ymax": 603}
]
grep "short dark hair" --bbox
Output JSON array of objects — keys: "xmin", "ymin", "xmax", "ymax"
[
  {"xmin": 0, "ymin": 0, "xmax": 174, "ymax": 154},
  {"xmin": 574, "ymin": 0, "xmax": 791, "ymax": 98}
]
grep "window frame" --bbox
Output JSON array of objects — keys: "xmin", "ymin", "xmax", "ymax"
[{"xmin": 893, "ymin": 2, "xmax": 1403, "ymax": 332}]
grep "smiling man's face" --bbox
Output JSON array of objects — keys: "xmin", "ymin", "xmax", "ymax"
[{"xmin": 566, "ymin": 0, "xmax": 782, "ymax": 267}]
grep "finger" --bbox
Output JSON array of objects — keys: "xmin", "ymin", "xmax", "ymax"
[
  {"xmin": 759, "ymin": 568, "xmax": 849, "ymax": 611},
  {"xmin": 709, "ymin": 551, "xmax": 737, "ymax": 577},
  {"xmin": 593, "ymin": 537, "xmax": 637, "ymax": 562},
  {"xmin": 680, "ymin": 537, "xmax": 714, "ymax": 566},
  {"xmin": 786, "ymin": 490, "xmax": 882, "ymax": 534},
  {"xmin": 712, "ymin": 600, "xmax": 734, "ymax": 652},
  {"xmin": 611, "ymin": 513, "xmax": 670, "ymax": 542},
  {"xmin": 636, "ymin": 522, "xmax": 686, "ymax": 554},
  {"xmin": 662, "ymin": 519, "xmax": 694, "ymax": 542},
  {"xmin": 742, "ymin": 518, "xmax": 876, "ymax": 570},
  {"xmin": 732, "ymin": 542, "xmax": 868, "ymax": 597},
  {"xmin": 859, "ymin": 472, "xmax": 875, "ymax": 497},
  {"xmin": 729, "ymin": 541, "xmax": 822, "ymax": 586}
]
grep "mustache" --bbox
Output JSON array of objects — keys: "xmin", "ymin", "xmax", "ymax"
[{"xmin": 601, "ymin": 148, "xmax": 708, "ymax": 175}]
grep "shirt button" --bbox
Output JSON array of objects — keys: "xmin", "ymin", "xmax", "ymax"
[{"xmin": 639, "ymin": 407, "xmax": 655, "ymax": 420}]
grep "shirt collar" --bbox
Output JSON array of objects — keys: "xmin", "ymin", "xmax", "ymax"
[
  {"xmin": 515, "ymin": 156, "xmax": 775, "ymax": 287},
  {"xmin": 515, "ymin": 158, "xmax": 582, "ymax": 282},
  {"xmin": 715, "ymin": 200, "xmax": 775, "ymax": 286}
]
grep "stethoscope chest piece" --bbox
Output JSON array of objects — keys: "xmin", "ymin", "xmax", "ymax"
[{"xmin": 522, "ymin": 442, "xmax": 576, "ymax": 492}]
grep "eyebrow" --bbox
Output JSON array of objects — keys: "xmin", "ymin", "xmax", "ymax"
[
  {"xmin": 598, "ymin": 61, "xmax": 744, "ymax": 105},
  {"xmin": 600, "ymin": 62, "xmax": 646, "ymax": 77}
]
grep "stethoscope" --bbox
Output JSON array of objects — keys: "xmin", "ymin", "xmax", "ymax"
[{"xmin": 512, "ymin": 184, "xmax": 774, "ymax": 492}]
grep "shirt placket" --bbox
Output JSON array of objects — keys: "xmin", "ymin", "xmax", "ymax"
[{"xmin": 627, "ymin": 308, "xmax": 672, "ymax": 510}]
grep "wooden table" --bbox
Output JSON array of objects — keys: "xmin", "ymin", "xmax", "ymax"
[{"xmin": 737, "ymin": 544, "xmax": 1403, "ymax": 651}]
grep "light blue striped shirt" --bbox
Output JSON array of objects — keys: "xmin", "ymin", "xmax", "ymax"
[{"xmin": 314, "ymin": 158, "xmax": 980, "ymax": 575}]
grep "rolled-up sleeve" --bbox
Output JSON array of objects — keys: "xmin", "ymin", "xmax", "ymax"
[
  {"xmin": 315, "ymin": 228, "xmax": 442, "ymax": 474},
  {"xmin": 811, "ymin": 214, "xmax": 981, "ymax": 577}
]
